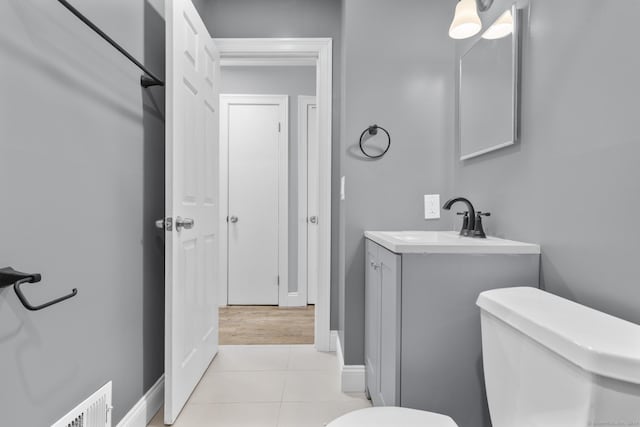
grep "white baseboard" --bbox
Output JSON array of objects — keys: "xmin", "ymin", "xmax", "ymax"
[
  {"xmin": 336, "ymin": 335, "xmax": 366, "ymax": 393},
  {"xmin": 117, "ymin": 375, "xmax": 164, "ymax": 427},
  {"xmin": 330, "ymin": 330, "xmax": 338, "ymax": 352}
]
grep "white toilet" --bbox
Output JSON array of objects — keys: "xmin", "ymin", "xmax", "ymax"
[{"xmin": 328, "ymin": 287, "xmax": 640, "ymax": 427}]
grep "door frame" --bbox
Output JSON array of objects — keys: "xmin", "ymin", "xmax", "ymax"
[
  {"xmin": 298, "ymin": 95, "xmax": 317, "ymax": 305},
  {"xmin": 214, "ymin": 38, "xmax": 333, "ymax": 351},
  {"xmin": 219, "ymin": 94, "xmax": 289, "ymax": 306}
]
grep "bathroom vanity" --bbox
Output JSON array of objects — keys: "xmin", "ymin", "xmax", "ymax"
[{"xmin": 364, "ymin": 231, "xmax": 540, "ymax": 427}]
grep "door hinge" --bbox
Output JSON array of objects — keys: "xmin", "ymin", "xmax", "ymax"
[
  {"xmin": 155, "ymin": 217, "xmax": 173, "ymax": 231},
  {"xmin": 278, "ymin": 122, "xmax": 281, "ymax": 133},
  {"xmin": 277, "ymin": 275, "xmax": 280, "ymax": 286}
]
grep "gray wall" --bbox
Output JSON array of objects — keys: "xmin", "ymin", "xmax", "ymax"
[
  {"xmin": 339, "ymin": 0, "xmax": 455, "ymax": 364},
  {"xmin": 194, "ymin": 0, "xmax": 342, "ymax": 327},
  {"xmin": 220, "ymin": 65, "xmax": 316, "ymax": 294},
  {"xmin": 0, "ymin": 0, "xmax": 165, "ymax": 425},
  {"xmin": 452, "ymin": 0, "xmax": 640, "ymax": 324}
]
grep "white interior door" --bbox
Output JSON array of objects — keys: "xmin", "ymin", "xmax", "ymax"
[
  {"xmin": 298, "ymin": 96, "xmax": 319, "ymax": 305},
  {"xmin": 165, "ymin": 0, "xmax": 220, "ymax": 423},
  {"xmin": 221, "ymin": 95, "xmax": 288, "ymax": 306}
]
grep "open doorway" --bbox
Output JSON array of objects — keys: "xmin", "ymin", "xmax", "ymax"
[
  {"xmin": 162, "ymin": 2, "xmax": 334, "ymax": 419},
  {"xmin": 215, "ymin": 39, "xmax": 332, "ymax": 350},
  {"xmin": 219, "ymin": 66, "xmax": 316, "ymax": 344}
]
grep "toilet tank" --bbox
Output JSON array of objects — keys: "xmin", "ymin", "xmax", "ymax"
[{"xmin": 477, "ymin": 287, "xmax": 640, "ymax": 427}]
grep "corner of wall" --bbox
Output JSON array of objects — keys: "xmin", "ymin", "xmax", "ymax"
[
  {"xmin": 116, "ymin": 375, "xmax": 164, "ymax": 427},
  {"xmin": 336, "ymin": 331, "xmax": 365, "ymax": 393}
]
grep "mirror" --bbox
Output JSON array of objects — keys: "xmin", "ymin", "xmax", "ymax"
[{"xmin": 459, "ymin": 5, "xmax": 520, "ymax": 160}]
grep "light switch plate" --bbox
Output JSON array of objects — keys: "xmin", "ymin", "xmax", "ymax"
[
  {"xmin": 424, "ymin": 194, "xmax": 440, "ymax": 219},
  {"xmin": 340, "ymin": 176, "xmax": 346, "ymax": 201}
]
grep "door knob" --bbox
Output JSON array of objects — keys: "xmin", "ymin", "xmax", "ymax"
[
  {"xmin": 229, "ymin": 216, "xmax": 239, "ymax": 223},
  {"xmin": 155, "ymin": 217, "xmax": 173, "ymax": 231},
  {"xmin": 309, "ymin": 216, "xmax": 318, "ymax": 224},
  {"xmin": 175, "ymin": 216, "xmax": 195, "ymax": 232}
]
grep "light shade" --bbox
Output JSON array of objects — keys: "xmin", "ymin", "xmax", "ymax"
[
  {"xmin": 482, "ymin": 10, "xmax": 513, "ymax": 39},
  {"xmin": 449, "ymin": 0, "xmax": 482, "ymax": 39}
]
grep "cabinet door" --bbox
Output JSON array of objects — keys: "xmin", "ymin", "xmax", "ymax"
[
  {"xmin": 364, "ymin": 240, "xmax": 380, "ymax": 401},
  {"xmin": 378, "ymin": 247, "xmax": 401, "ymax": 406}
]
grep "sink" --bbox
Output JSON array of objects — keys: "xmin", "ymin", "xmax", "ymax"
[
  {"xmin": 383, "ymin": 231, "xmax": 460, "ymax": 242},
  {"xmin": 364, "ymin": 231, "xmax": 540, "ymax": 254}
]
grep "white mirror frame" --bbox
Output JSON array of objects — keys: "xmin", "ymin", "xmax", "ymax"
[{"xmin": 458, "ymin": 4, "xmax": 521, "ymax": 161}]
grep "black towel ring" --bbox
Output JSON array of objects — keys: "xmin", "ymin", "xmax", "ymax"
[{"xmin": 359, "ymin": 124, "xmax": 391, "ymax": 159}]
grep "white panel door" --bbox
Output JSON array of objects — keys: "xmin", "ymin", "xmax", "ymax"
[
  {"xmin": 298, "ymin": 96, "xmax": 319, "ymax": 306},
  {"xmin": 305, "ymin": 102, "xmax": 319, "ymax": 305},
  {"xmin": 223, "ymin": 96, "xmax": 288, "ymax": 305},
  {"xmin": 165, "ymin": 0, "xmax": 220, "ymax": 423}
]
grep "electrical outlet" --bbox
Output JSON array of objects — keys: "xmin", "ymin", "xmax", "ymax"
[{"xmin": 424, "ymin": 194, "xmax": 440, "ymax": 219}]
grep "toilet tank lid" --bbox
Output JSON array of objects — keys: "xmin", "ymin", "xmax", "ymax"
[{"xmin": 477, "ymin": 287, "xmax": 640, "ymax": 385}]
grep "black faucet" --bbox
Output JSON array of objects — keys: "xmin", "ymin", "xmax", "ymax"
[
  {"xmin": 442, "ymin": 197, "xmax": 475, "ymax": 236},
  {"xmin": 442, "ymin": 197, "xmax": 490, "ymax": 238},
  {"xmin": 473, "ymin": 212, "xmax": 491, "ymax": 238}
]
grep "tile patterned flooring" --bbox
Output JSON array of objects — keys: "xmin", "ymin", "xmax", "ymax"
[{"xmin": 148, "ymin": 345, "xmax": 371, "ymax": 427}]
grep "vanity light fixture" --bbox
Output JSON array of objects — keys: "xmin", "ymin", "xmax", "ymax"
[
  {"xmin": 482, "ymin": 9, "xmax": 513, "ymax": 39},
  {"xmin": 449, "ymin": 0, "xmax": 495, "ymax": 40},
  {"xmin": 449, "ymin": 0, "xmax": 482, "ymax": 39}
]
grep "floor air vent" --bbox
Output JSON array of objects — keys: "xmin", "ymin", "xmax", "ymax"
[{"xmin": 51, "ymin": 381, "xmax": 112, "ymax": 427}]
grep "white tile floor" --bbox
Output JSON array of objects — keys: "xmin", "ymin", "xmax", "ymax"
[{"xmin": 148, "ymin": 345, "xmax": 371, "ymax": 427}]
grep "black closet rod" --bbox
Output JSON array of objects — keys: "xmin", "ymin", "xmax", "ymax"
[{"xmin": 57, "ymin": 0, "xmax": 164, "ymax": 88}]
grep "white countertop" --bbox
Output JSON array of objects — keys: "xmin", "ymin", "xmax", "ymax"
[{"xmin": 365, "ymin": 231, "xmax": 540, "ymax": 255}]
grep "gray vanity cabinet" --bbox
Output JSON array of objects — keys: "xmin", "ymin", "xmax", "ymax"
[
  {"xmin": 364, "ymin": 238, "xmax": 540, "ymax": 427},
  {"xmin": 365, "ymin": 240, "xmax": 401, "ymax": 407}
]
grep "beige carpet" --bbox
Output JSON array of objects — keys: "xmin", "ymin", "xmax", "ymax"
[{"xmin": 219, "ymin": 305, "xmax": 315, "ymax": 345}]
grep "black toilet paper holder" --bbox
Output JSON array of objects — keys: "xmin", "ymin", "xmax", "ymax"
[{"xmin": 0, "ymin": 267, "xmax": 77, "ymax": 311}]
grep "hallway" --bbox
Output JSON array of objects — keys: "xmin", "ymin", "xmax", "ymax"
[{"xmin": 219, "ymin": 306, "xmax": 315, "ymax": 345}]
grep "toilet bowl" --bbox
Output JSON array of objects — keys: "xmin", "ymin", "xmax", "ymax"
[
  {"xmin": 327, "ymin": 407, "xmax": 456, "ymax": 427},
  {"xmin": 328, "ymin": 287, "xmax": 640, "ymax": 427}
]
